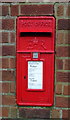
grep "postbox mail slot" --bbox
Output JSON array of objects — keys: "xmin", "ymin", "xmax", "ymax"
[
  {"xmin": 16, "ymin": 16, "xmax": 55, "ymax": 106},
  {"xmin": 20, "ymin": 32, "xmax": 52, "ymax": 37},
  {"xmin": 17, "ymin": 32, "xmax": 54, "ymax": 52}
]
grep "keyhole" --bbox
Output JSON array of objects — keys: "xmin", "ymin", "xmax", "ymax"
[{"xmin": 24, "ymin": 76, "xmax": 26, "ymax": 79}]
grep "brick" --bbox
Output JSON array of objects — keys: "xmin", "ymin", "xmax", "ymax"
[
  {"xmin": 10, "ymin": 107, "xmax": 17, "ymax": 117},
  {"xmin": 2, "ymin": 83, "xmax": 9, "ymax": 93},
  {"xmin": 9, "ymin": 58, "xmax": 15, "ymax": 69},
  {"xmin": 28, "ymin": 0, "xmax": 43, "ymax": 2},
  {"xmin": 2, "ymin": 58, "xmax": 15, "ymax": 69},
  {"xmin": 2, "ymin": 45, "xmax": 15, "ymax": 56},
  {"xmin": 0, "ymin": 19, "xmax": 2, "ymax": 30},
  {"xmin": 2, "ymin": 19, "xmax": 15, "ymax": 30},
  {"xmin": 2, "ymin": 70, "xmax": 15, "ymax": 81},
  {"xmin": 2, "ymin": 58, "xmax": 9, "ymax": 68},
  {"xmin": 0, "ymin": 46, "xmax": 2, "ymax": 56},
  {"xmin": 19, "ymin": 108, "xmax": 50, "ymax": 119},
  {"xmin": 63, "ymin": 85, "xmax": 70, "ymax": 95},
  {"xmin": 56, "ymin": 46, "xmax": 70, "ymax": 57},
  {"xmin": 56, "ymin": 72, "xmax": 70, "ymax": 82},
  {"xmin": 56, "ymin": 97, "xmax": 69, "ymax": 108},
  {"xmin": 66, "ymin": 5, "xmax": 70, "ymax": 17},
  {"xmin": 58, "ymin": 19, "xmax": 70, "ymax": 30},
  {"xmin": 56, "ymin": 59, "xmax": 63, "ymax": 70},
  {"xmin": 0, "ymin": 32, "xmax": 2, "ymax": 43},
  {"xmin": 2, "ymin": 32, "xmax": 8, "ymax": 43},
  {"xmin": 2, "ymin": 95, "xmax": 16, "ymax": 105},
  {"xmin": 62, "ymin": 110, "xmax": 70, "ymax": 118},
  {"xmin": 56, "ymin": 84, "xmax": 62, "ymax": 95},
  {"xmin": 0, "ymin": 71, "xmax": 2, "ymax": 81},
  {"xmin": 0, "ymin": 58, "xmax": 2, "ymax": 69},
  {"xmin": 0, "ymin": 95, "xmax": 2, "ymax": 105},
  {"xmin": 0, "ymin": 107, "xmax": 2, "ymax": 117},
  {"xmin": 64, "ymin": 59, "xmax": 70, "ymax": 70},
  {"xmin": 1, "ymin": 119, "xmax": 15, "ymax": 120},
  {"xmin": 10, "ymin": 82, "xmax": 15, "ymax": 93},
  {"xmin": 64, "ymin": 32, "xmax": 70, "ymax": 44},
  {"xmin": 1, "ymin": 0, "xmax": 26, "ymax": 1},
  {"xmin": 0, "ymin": 5, "xmax": 2, "ymax": 15},
  {"xmin": 0, "ymin": 83, "xmax": 2, "ymax": 93},
  {"xmin": 11, "ymin": 5, "xmax": 19, "ymax": 16},
  {"xmin": 21, "ymin": 5, "xmax": 53, "ymax": 15},
  {"xmin": 2, "ymin": 5, "xmax": 9, "ymax": 16},
  {"xmin": 0, "ymin": 0, "xmax": 26, "ymax": 2},
  {"xmin": 2, "ymin": 107, "xmax": 9, "ymax": 117},
  {"xmin": 57, "ymin": 32, "xmax": 64, "ymax": 44},
  {"xmin": 10, "ymin": 32, "xmax": 16, "ymax": 43},
  {"xmin": 51, "ymin": 109, "xmax": 60, "ymax": 118},
  {"xmin": 57, "ymin": 5, "xmax": 64, "ymax": 16}
]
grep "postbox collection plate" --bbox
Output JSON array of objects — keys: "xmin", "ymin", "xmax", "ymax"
[
  {"xmin": 16, "ymin": 16, "xmax": 55, "ymax": 106},
  {"xmin": 28, "ymin": 61, "xmax": 43, "ymax": 90}
]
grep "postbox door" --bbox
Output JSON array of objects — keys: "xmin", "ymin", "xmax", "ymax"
[{"xmin": 17, "ymin": 52, "xmax": 54, "ymax": 106}]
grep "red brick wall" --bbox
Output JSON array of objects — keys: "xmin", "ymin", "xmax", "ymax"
[{"xmin": 0, "ymin": 2, "xmax": 70, "ymax": 119}]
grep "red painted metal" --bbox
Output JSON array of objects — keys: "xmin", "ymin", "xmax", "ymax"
[{"xmin": 16, "ymin": 16, "xmax": 55, "ymax": 106}]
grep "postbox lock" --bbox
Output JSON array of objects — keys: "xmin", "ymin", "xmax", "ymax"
[{"xmin": 24, "ymin": 76, "xmax": 26, "ymax": 79}]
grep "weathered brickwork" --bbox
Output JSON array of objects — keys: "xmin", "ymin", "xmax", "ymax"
[{"xmin": 0, "ymin": 1, "xmax": 69, "ymax": 119}]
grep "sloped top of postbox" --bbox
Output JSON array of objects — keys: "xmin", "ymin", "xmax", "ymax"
[{"xmin": 17, "ymin": 16, "xmax": 55, "ymax": 33}]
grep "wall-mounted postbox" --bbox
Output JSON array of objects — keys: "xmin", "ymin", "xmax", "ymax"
[{"xmin": 16, "ymin": 16, "xmax": 55, "ymax": 106}]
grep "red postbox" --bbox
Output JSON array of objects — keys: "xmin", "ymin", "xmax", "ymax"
[{"xmin": 16, "ymin": 16, "xmax": 55, "ymax": 106}]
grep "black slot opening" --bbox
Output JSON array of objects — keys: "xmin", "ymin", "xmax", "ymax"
[{"xmin": 20, "ymin": 32, "xmax": 52, "ymax": 37}]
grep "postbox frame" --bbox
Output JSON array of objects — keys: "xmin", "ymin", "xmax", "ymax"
[{"xmin": 16, "ymin": 16, "xmax": 55, "ymax": 106}]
